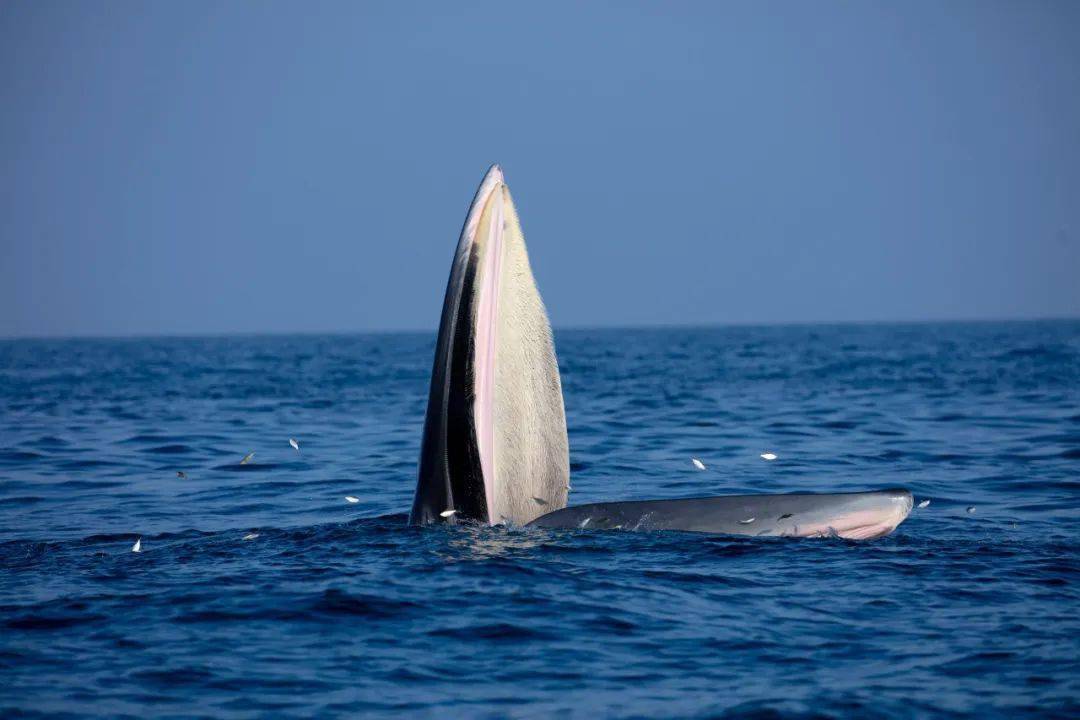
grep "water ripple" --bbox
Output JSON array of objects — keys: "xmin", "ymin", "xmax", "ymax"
[{"xmin": 0, "ymin": 324, "xmax": 1078, "ymax": 718}]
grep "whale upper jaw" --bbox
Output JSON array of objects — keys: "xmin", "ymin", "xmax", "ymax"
[{"xmin": 409, "ymin": 165, "xmax": 569, "ymax": 526}]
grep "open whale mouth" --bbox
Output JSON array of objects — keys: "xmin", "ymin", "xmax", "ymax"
[
  {"xmin": 409, "ymin": 166, "xmax": 569, "ymax": 526},
  {"xmin": 471, "ymin": 168, "xmax": 505, "ymax": 522}
]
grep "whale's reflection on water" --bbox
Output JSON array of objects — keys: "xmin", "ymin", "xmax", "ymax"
[{"xmin": 437, "ymin": 522, "xmax": 548, "ymax": 562}]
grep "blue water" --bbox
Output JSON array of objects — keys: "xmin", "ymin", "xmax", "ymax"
[{"xmin": 1, "ymin": 322, "xmax": 1077, "ymax": 718}]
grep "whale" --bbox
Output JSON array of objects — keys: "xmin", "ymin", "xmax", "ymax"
[
  {"xmin": 409, "ymin": 165, "xmax": 569, "ymax": 526},
  {"xmin": 409, "ymin": 165, "xmax": 913, "ymax": 539}
]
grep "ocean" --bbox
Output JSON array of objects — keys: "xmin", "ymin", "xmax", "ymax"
[{"xmin": 1, "ymin": 322, "xmax": 1077, "ymax": 718}]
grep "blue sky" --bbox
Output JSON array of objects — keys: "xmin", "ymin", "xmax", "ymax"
[{"xmin": 2, "ymin": 1, "xmax": 1078, "ymax": 337}]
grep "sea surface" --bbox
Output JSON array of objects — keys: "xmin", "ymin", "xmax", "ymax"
[{"xmin": 1, "ymin": 322, "xmax": 1078, "ymax": 719}]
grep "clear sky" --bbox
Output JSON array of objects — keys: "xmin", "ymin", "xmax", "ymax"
[{"xmin": 2, "ymin": 1, "xmax": 1078, "ymax": 337}]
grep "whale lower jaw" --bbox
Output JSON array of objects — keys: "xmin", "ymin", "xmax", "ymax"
[{"xmin": 528, "ymin": 489, "xmax": 914, "ymax": 540}]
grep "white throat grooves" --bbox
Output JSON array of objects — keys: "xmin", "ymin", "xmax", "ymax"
[{"xmin": 474, "ymin": 186, "xmax": 505, "ymax": 523}]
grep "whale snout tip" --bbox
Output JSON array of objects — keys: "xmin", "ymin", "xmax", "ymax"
[{"xmin": 485, "ymin": 163, "xmax": 505, "ymax": 184}]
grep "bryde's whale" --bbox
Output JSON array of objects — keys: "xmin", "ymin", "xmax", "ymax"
[{"xmin": 410, "ymin": 165, "xmax": 913, "ymax": 540}]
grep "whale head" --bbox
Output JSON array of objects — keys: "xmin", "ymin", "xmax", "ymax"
[{"xmin": 409, "ymin": 165, "xmax": 570, "ymax": 526}]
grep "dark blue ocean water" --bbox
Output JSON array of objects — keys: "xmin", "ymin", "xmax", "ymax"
[{"xmin": 1, "ymin": 322, "xmax": 1078, "ymax": 718}]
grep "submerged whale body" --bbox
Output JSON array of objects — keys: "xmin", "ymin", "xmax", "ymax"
[{"xmin": 410, "ymin": 165, "xmax": 913, "ymax": 540}]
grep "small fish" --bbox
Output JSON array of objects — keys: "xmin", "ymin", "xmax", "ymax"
[
  {"xmin": 289, "ymin": 438, "xmax": 300, "ymax": 452},
  {"xmin": 132, "ymin": 538, "xmax": 141, "ymax": 553},
  {"xmin": 691, "ymin": 458, "xmax": 706, "ymax": 470},
  {"xmin": 176, "ymin": 471, "xmax": 187, "ymax": 479},
  {"xmin": 760, "ymin": 453, "xmax": 777, "ymax": 461},
  {"xmin": 533, "ymin": 496, "xmax": 548, "ymax": 506},
  {"xmin": 579, "ymin": 517, "xmax": 591, "ymax": 528},
  {"xmin": 345, "ymin": 496, "xmax": 360, "ymax": 503},
  {"xmin": 966, "ymin": 506, "xmax": 976, "ymax": 514},
  {"xmin": 918, "ymin": 499, "xmax": 930, "ymax": 509},
  {"xmin": 739, "ymin": 517, "xmax": 755, "ymax": 524},
  {"xmin": 778, "ymin": 513, "xmax": 793, "ymax": 520},
  {"xmin": 440, "ymin": 509, "xmax": 457, "ymax": 518},
  {"xmin": 240, "ymin": 452, "xmax": 255, "ymax": 465},
  {"xmin": 566, "ymin": 483, "xmax": 572, "ymax": 491},
  {"xmin": 242, "ymin": 533, "xmax": 259, "ymax": 541}
]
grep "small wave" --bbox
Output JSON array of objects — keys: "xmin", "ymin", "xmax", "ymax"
[
  {"xmin": 0, "ymin": 450, "xmax": 45, "ymax": 463},
  {"xmin": 428, "ymin": 622, "xmax": 552, "ymax": 642},
  {"xmin": 141, "ymin": 444, "xmax": 196, "ymax": 455}
]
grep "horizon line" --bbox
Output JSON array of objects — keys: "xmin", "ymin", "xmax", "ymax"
[{"xmin": 2, "ymin": 314, "xmax": 1078, "ymax": 342}]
